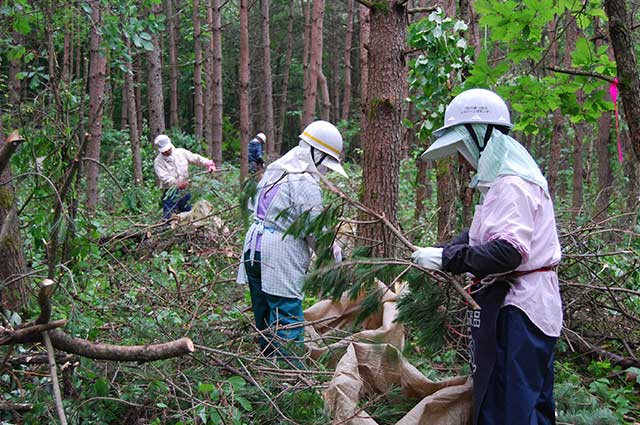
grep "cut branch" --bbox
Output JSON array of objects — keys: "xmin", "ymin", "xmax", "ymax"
[{"xmin": 0, "ymin": 130, "xmax": 25, "ymax": 176}]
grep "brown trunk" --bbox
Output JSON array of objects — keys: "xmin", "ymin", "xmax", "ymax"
[
  {"xmin": 8, "ymin": 34, "xmax": 21, "ymax": 108},
  {"xmin": 604, "ymin": 0, "xmax": 640, "ymax": 162},
  {"xmin": 302, "ymin": 0, "xmax": 324, "ymax": 127},
  {"xmin": 62, "ymin": 30, "xmax": 71, "ymax": 84},
  {"xmin": 120, "ymin": 77, "xmax": 128, "ymax": 130},
  {"xmin": 146, "ymin": 3, "xmax": 166, "ymax": 141},
  {"xmin": 459, "ymin": 0, "xmax": 480, "ymax": 55},
  {"xmin": 193, "ymin": 0, "xmax": 204, "ymax": 140},
  {"xmin": 86, "ymin": 0, "xmax": 107, "ymax": 211},
  {"xmin": 204, "ymin": 2, "xmax": 214, "ymax": 155},
  {"xmin": 436, "ymin": 159, "xmax": 457, "ymax": 242},
  {"xmin": 134, "ymin": 55, "xmax": 144, "ymax": 135},
  {"xmin": 595, "ymin": 113, "xmax": 613, "ymax": 220},
  {"xmin": 318, "ymin": 69, "xmax": 330, "ymax": 121},
  {"xmin": 167, "ymin": 0, "xmax": 180, "ymax": 129},
  {"xmin": 622, "ymin": 130, "xmax": 639, "ymax": 212},
  {"xmin": 239, "ymin": 0, "xmax": 250, "ymax": 182},
  {"xmin": 0, "ymin": 124, "xmax": 28, "ymax": 313},
  {"xmin": 259, "ymin": 0, "xmax": 275, "ymax": 158},
  {"xmin": 125, "ymin": 41, "xmax": 143, "ymax": 185},
  {"xmin": 211, "ymin": 0, "xmax": 223, "ymax": 165},
  {"xmin": 359, "ymin": 5, "xmax": 370, "ymax": 112},
  {"xmin": 341, "ymin": 0, "xmax": 354, "ymax": 122},
  {"xmin": 275, "ymin": 0, "xmax": 295, "ymax": 156},
  {"xmin": 359, "ymin": 2, "xmax": 407, "ymax": 258},
  {"xmin": 571, "ymin": 123, "xmax": 584, "ymax": 218},
  {"xmin": 414, "ymin": 159, "xmax": 431, "ymax": 221},
  {"xmin": 301, "ymin": 0, "xmax": 312, "ymax": 127}
]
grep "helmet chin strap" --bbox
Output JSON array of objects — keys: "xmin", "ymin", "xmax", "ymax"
[
  {"xmin": 310, "ymin": 147, "xmax": 328, "ymax": 167},
  {"xmin": 464, "ymin": 124, "xmax": 495, "ymax": 154}
]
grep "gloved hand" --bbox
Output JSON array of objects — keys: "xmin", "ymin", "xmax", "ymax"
[
  {"xmin": 332, "ymin": 242, "xmax": 343, "ymax": 263},
  {"xmin": 207, "ymin": 160, "xmax": 217, "ymax": 173},
  {"xmin": 411, "ymin": 246, "xmax": 443, "ymax": 271},
  {"xmin": 177, "ymin": 179, "xmax": 190, "ymax": 189}
]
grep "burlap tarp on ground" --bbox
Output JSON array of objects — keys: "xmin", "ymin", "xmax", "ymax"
[
  {"xmin": 324, "ymin": 342, "xmax": 473, "ymax": 425},
  {"xmin": 304, "ymin": 281, "xmax": 405, "ymax": 364}
]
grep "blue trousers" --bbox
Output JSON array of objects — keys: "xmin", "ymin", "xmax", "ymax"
[
  {"xmin": 162, "ymin": 189, "xmax": 191, "ymax": 219},
  {"xmin": 243, "ymin": 251, "xmax": 304, "ymax": 357},
  {"xmin": 479, "ymin": 306, "xmax": 557, "ymax": 425}
]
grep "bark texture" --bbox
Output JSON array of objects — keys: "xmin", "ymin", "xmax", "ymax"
[
  {"xmin": 167, "ymin": 0, "xmax": 180, "ymax": 129},
  {"xmin": 193, "ymin": 0, "xmax": 204, "ymax": 140},
  {"xmin": 125, "ymin": 41, "xmax": 143, "ymax": 185},
  {"xmin": 239, "ymin": 0, "xmax": 250, "ymax": 182},
  {"xmin": 146, "ymin": 3, "xmax": 166, "ymax": 141},
  {"xmin": 341, "ymin": 0, "xmax": 354, "ymax": 122},
  {"xmin": 604, "ymin": 0, "xmax": 640, "ymax": 162},
  {"xmin": 275, "ymin": 0, "xmax": 295, "ymax": 156},
  {"xmin": 260, "ymin": 0, "xmax": 275, "ymax": 158},
  {"xmin": 211, "ymin": 0, "xmax": 223, "ymax": 165},
  {"xmin": 359, "ymin": 2, "xmax": 407, "ymax": 257},
  {"xmin": 302, "ymin": 0, "xmax": 324, "ymax": 127},
  {"xmin": 85, "ymin": 0, "xmax": 106, "ymax": 211}
]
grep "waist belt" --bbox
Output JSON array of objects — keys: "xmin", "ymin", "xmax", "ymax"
[{"xmin": 471, "ymin": 265, "xmax": 557, "ymax": 286}]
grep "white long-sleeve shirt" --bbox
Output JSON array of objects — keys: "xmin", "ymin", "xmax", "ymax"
[{"xmin": 154, "ymin": 148, "xmax": 210, "ymax": 189}]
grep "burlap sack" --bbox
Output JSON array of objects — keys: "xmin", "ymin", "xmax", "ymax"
[
  {"xmin": 324, "ymin": 342, "xmax": 472, "ymax": 425},
  {"xmin": 304, "ymin": 281, "xmax": 405, "ymax": 363}
]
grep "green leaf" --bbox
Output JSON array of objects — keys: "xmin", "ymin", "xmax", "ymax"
[
  {"xmin": 226, "ymin": 376, "xmax": 246, "ymax": 390},
  {"xmin": 80, "ymin": 2, "xmax": 92, "ymax": 15},
  {"xmin": 94, "ymin": 378, "xmax": 109, "ymax": 396},
  {"xmin": 236, "ymin": 396, "xmax": 253, "ymax": 411},
  {"xmin": 141, "ymin": 40, "xmax": 154, "ymax": 51},
  {"xmin": 13, "ymin": 15, "xmax": 31, "ymax": 35},
  {"xmin": 198, "ymin": 382, "xmax": 214, "ymax": 393}
]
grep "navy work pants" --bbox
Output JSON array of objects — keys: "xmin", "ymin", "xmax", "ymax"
[
  {"xmin": 479, "ymin": 306, "xmax": 557, "ymax": 425},
  {"xmin": 162, "ymin": 189, "xmax": 192, "ymax": 219},
  {"xmin": 243, "ymin": 251, "xmax": 304, "ymax": 357}
]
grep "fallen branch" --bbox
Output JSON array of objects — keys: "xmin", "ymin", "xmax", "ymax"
[
  {"xmin": 43, "ymin": 331, "xmax": 68, "ymax": 425},
  {"xmin": 564, "ymin": 329, "xmax": 640, "ymax": 369},
  {"xmin": 0, "ymin": 130, "xmax": 25, "ymax": 176},
  {"xmin": 0, "ymin": 402, "xmax": 33, "ymax": 412}
]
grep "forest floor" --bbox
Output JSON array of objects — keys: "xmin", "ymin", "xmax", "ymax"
[{"xmin": 1, "ymin": 159, "xmax": 639, "ymax": 425}]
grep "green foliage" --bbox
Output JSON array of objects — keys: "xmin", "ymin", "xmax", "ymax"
[{"xmin": 407, "ymin": 8, "xmax": 475, "ymax": 139}]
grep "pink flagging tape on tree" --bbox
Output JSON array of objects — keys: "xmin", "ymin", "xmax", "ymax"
[{"xmin": 609, "ymin": 78, "xmax": 623, "ymax": 163}]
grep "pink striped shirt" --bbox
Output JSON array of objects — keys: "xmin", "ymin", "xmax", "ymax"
[{"xmin": 469, "ymin": 175, "xmax": 563, "ymax": 337}]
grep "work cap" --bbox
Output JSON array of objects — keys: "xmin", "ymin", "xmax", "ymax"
[{"xmin": 154, "ymin": 135, "xmax": 174, "ymax": 153}]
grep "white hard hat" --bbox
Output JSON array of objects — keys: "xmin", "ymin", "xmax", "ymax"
[
  {"xmin": 154, "ymin": 134, "xmax": 174, "ymax": 153},
  {"xmin": 299, "ymin": 120, "xmax": 347, "ymax": 177},
  {"xmin": 433, "ymin": 88, "xmax": 512, "ymax": 137},
  {"xmin": 256, "ymin": 133, "xmax": 266, "ymax": 143}
]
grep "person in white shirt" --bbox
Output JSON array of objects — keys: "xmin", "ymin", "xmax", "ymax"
[{"xmin": 153, "ymin": 134, "xmax": 216, "ymax": 219}]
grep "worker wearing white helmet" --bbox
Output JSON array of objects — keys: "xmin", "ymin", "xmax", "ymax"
[
  {"xmin": 237, "ymin": 120, "xmax": 346, "ymax": 359},
  {"xmin": 153, "ymin": 134, "xmax": 216, "ymax": 219},
  {"xmin": 248, "ymin": 132, "xmax": 267, "ymax": 174},
  {"xmin": 411, "ymin": 88, "xmax": 562, "ymax": 425}
]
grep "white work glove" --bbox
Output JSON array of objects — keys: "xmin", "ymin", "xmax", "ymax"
[
  {"xmin": 332, "ymin": 243, "xmax": 343, "ymax": 263},
  {"xmin": 411, "ymin": 247, "xmax": 443, "ymax": 271}
]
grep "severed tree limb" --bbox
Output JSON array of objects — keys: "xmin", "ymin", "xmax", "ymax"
[
  {"xmin": 319, "ymin": 175, "xmax": 481, "ymax": 310},
  {"xmin": 0, "ymin": 130, "xmax": 25, "ymax": 176},
  {"xmin": 37, "ymin": 278, "xmax": 55, "ymax": 324},
  {"xmin": 47, "ymin": 330, "xmax": 195, "ymax": 362},
  {"xmin": 564, "ymin": 329, "xmax": 640, "ymax": 369},
  {"xmin": 7, "ymin": 353, "xmax": 76, "ymax": 366},
  {"xmin": 0, "ymin": 402, "xmax": 33, "ymax": 412},
  {"xmin": 43, "ymin": 331, "xmax": 68, "ymax": 425},
  {"xmin": 0, "ymin": 320, "xmax": 68, "ymax": 345}
]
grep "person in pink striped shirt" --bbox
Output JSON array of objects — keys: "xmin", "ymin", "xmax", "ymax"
[{"xmin": 412, "ymin": 88, "xmax": 562, "ymax": 425}]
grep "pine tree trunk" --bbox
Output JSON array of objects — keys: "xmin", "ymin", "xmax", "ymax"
[
  {"xmin": 62, "ymin": 30, "xmax": 71, "ymax": 84},
  {"xmin": 193, "ymin": 0, "xmax": 204, "ymax": 140},
  {"xmin": 125, "ymin": 41, "xmax": 143, "ymax": 185},
  {"xmin": 415, "ymin": 159, "xmax": 431, "ymax": 220},
  {"xmin": 358, "ymin": 5, "xmax": 370, "ymax": 114},
  {"xmin": 571, "ymin": 122, "xmax": 584, "ymax": 218},
  {"xmin": 134, "ymin": 56, "xmax": 144, "ymax": 136},
  {"xmin": 341, "ymin": 0, "xmax": 354, "ymax": 122},
  {"xmin": 8, "ymin": 33, "xmax": 21, "ymax": 109},
  {"xmin": 318, "ymin": 69, "xmax": 330, "ymax": 121},
  {"xmin": 239, "ymin": 0, "xmax": 250, "ymax": 182},
  {"xmin": 258, "ymin": 0, "xmax": 275, "ymax": 158},
  {"xmin": 604, "ymin": 0, "xmax": 640, "ymax": 162},
  {"xmin": 595, "ymin": 112, "xmax": 613, "ymax": 220},
  {"xmin": 120, "ymin": 77, "xmax": 128, "ymax": 130},
  {"xmin": 301, "ymin": 0, "xmax": 312, "ymax": 128},
  {"xmin": 359, "ymin": 2, "xmax": 407, "ymax": 258},
  {"xmin": 622, "ymin": 130, "xmax": 638, "ymax": 212},
  {"xmin": 302, "ymin": 0, "xmax": 324, "ymax": 127},
  {"xmin": 211, "ymin": 0, "xmax": 223, "ymax": 165},
  {"xmin": 167, "ymin": 0, "xmax": 180, "ymax": 129},
  {"xmin": 275, "ymin": 0, "xmax": 295, "ymax": 156},
  {"xmin": 86, "ymin": 0, "xmax": 106, "ymax": 211},
  {"xmin": 147, "ymin": 3, "xmax": 166, "ymax": 141},
  {"xmin": 0, "ymin": 123, "xmax": 28, "ymax": 313},
  {"xmin": 546, "ymin": 18, "xmax": 562, "ymax": 200},
  {"xmin": 436, "ymin": 159, "xmax": 457, "ymax": 242}
]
